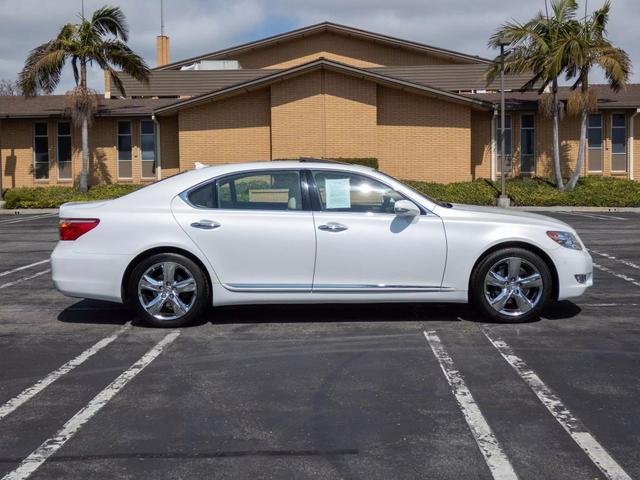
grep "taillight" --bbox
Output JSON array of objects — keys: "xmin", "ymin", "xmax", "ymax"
[{"xmin": 59, "ymin": 219, "xmax": 100, "ymax": 241}]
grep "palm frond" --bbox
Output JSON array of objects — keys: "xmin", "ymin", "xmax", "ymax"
[{"xmin": 90, "ymin": 5, "xmax": 129, "ymax": 41}]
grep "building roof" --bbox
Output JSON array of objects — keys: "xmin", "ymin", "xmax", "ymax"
[
  {"xmin": 369, "ymin": 64, "xmax": 540, "ymax": 92},
  {"xmin": 111, "ymin": 69, "xmax": 281, "ymax": 97},
  {"xmin": 467, "ymin": 84, "xmax": 640, "ymax": 110},
  {"xmin": 154, "ymin": 21, "xmax": 491, "ymax": 71},
  {"xmin": 113, "ymin": 64, "xmax": 539, "ymax": 98},
  {"xmin": 0, "ymin": 95, "xmax": 177, "ymax": 119},
  {"xmin": 153, "ymin": 58, "xmax": 494, "ymax": 116}
]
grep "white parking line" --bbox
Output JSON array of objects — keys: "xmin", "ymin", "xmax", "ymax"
[
  {"xmin": 0, "ymin": 260, "xmax": 50, "ymax": 278},
  {"xmin": 483, "ymin": 329, "xmax": 632, "ymax": 480},
  {"xmin": 593, "ymin": 262, "xmax": 640, "ymax": 288},
  {"xmin": 2, "ymin": 330, "xmax": 180, "ymax": 480},
  {"xmin": 0, "ymin": 269, "xmax": 50, "ymax": 290},
  {"xmin": 423, "ymin": 331, "xmax": 518, "ymax": 480},
  {"xmin": 590, "ymin": 250, "xmax": 640, "ymax": 271},
  {"xmin": 0, "ymin": 324, "xmax": 130, "ymax": 421},
  {"xmin": 0, "ymin": 214, "xmax": 57, "ymax": 225},
  {"xmin": 560, "ymin": 212, "xmax": 627, "ymax": 221}
]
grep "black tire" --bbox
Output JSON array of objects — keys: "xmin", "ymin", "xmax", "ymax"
[
  {"xmin": 470, "ymin": 247, "xmax": 553, "ymax": 323},
  {"xmin": 128, "ymin": 253, "xmax": 209, "ymax": 328}
]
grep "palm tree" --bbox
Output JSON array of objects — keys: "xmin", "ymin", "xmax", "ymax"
[
  {"xmin": 559, "ymin": 1, "xmax": 631, "ymax": 190},
  {"xmin": 487, "ymin": 0, "xmax": 580, "ymax": 190},
  {"xmin": 19, "ymin": 6, "xmax": 149, "ymax": 192}
]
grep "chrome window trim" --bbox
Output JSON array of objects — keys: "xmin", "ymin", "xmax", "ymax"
[{"xmin": 180, "ymin": 168, "xmax": 307, "ymax": 212}]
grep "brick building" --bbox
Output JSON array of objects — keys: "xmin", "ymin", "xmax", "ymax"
[{"xmin": 1, "ymin": 22, "xmax": 639, "ymax": 189}]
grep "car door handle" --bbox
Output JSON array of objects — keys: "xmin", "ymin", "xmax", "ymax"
[
  {"xmin": 318, "ymin": 222, "xmax": 348, "ymax": 232},
  {"xmin": 190, "ymin": 220, "xmax": 221, "ymax": 230}
]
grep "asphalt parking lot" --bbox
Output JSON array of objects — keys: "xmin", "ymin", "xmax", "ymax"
[{"xmin": 0, "ymin": 211, "xmax": 639, "ymax": 480}]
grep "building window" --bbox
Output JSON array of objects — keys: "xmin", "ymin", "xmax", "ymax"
[
  {"xmin": 588, "ymin": 113, "xmax": 603, "ymax": 172},
  {"xmin": 117, "ymin": 121, "xmax": 132, "ymax": 179},
  {"xmin": 520, "ymin": 114, "xmax": 535, "ymax": 174},
  {"xmin": 496, "ymin": 114, "xmax": 512, "ymax": 173},
  {"xmin": 140, "ymin": 120, "xmax": 156, "ymax": 178},
  {"xmin": 33, "ymin": 122, "xmax": 49, "ymax": 180},
  {"xmin": 611, "ymin": 113, "xmax": 627, "ymax": 172},
  {"xmin": 57, "ymin": 122, "xmax": 72, "ymax": 180}
]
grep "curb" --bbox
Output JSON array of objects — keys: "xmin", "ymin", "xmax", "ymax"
[
  {"xmin": 514, "ymin": 206, "xmax": 640, "ymax": 213},
  {"xmin": 0, "ymin": 208, "xmax": 59, "ymax": 215}
]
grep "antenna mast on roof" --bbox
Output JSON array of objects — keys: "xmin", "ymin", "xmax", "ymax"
[{"xmin": 160, "ymin": 0, "xmax": 165, "ymax": 36}]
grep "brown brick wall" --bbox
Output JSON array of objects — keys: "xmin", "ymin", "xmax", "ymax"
[
  {"xmin": 235, "ymin": 31, "xmax": 466, "ymax": 69},
  {"xmin": 271, "ymin": 70, "xmax": 325, "ymax": 159},
  {"xmin": 377, "ymin": 86, "xmax": 472, "ymax": 182},
  {"xmin": 270, "ymin": 69, "xmax": 377, "ymax": 160},
  {"xmin": 159, "ymin": 115, "xmax": 180, "ymax": 178},
  {"xmin": 178, "ymin": 89, "xmax": 271, "ymax": 170},
  {"xmin": 471, "ymin": 110, "xmax": 492, "ymax": 179},
  {"xmin": 324, "ymin": 70, "xmax": 378, "ymax": 159}
]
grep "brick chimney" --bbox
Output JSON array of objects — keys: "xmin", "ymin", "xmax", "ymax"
[{"xmin": 156, "ymin": 35, "xmax": 170, "ymax": 67}]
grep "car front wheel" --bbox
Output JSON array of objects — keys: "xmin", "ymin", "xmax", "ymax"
[
  {"xmin": 470, "ymin": 247, "xmax": 552, "ymax": 323},
  {"xmin": 129, "ymin": 253, "xmax": 209, "ymax": 327}
]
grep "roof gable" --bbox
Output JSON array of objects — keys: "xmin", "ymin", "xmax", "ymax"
[
  {"xmin": 154, "ymin": 58, "xmax": 493, "ymax": 115},
  {"xmin": 155, "ymin": 21, "xmax": 491, "ymax": 71}
]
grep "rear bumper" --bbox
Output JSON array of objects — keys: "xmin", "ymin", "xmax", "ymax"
[
  {"xmin": 550, "ymin": 247, "xmax": 593, "ymax": 300},
  {"xmin": 51, "ymin": 242, "xmax": 129, "ymax": 303}
]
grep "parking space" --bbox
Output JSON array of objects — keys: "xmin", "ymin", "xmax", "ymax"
[{"xmin": 0, "ymin": 211, "xmax": 639, "ymax": 479}]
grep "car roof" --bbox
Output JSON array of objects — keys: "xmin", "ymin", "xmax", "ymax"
[{"xmin": 114, "ymin": 160, "xmax": 380, "ymax": 207}]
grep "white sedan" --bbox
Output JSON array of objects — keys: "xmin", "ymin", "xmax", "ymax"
[{"xmin": 51, "ymin": 160, "xmax": 593, "ymax": 327}]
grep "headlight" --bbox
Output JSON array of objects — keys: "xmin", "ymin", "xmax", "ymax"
[{"xmin": 546, "ymin": 231, "xmax": 583, "ymax": 250}]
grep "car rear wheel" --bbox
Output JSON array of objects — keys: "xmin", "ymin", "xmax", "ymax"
[
  {"xmin": 470, "ymin": 247, "xmax": 552, "ymax": 323},
  {"xmin": 129, "ymin": 253, "xmax": 209, "ymax": 327}
]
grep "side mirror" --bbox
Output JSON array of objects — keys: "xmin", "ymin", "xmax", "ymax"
[{"xmin": 394, "ymin": 200, "xmax": 420, "ymax": 217}]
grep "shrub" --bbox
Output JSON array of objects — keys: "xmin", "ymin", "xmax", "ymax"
[
  {"xmin": 3, "ymin": 184, "xmax": 143, "ymax": 209},
  {"xmin": 404, "ymin": 179, "xmax": 496, "ymax": 205}
]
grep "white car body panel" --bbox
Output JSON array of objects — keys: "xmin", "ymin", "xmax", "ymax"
[
  {"xmin": 171, "ymin": 196, "xmax": 316, "ymax": 290},
  {"xmin": 51, "ymin": 161, "xmax": 593, "ymax": 309}
]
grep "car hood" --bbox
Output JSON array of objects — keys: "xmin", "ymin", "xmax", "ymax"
[{"xmin": 435, "ymin": 203, "xmax": 574, "ymax": 231}]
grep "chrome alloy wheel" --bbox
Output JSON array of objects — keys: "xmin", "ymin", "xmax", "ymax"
[
  {"xmin": 137, "ymin": 262, "xmax": 197, "ymax": 321},
  {"xmin": 483, "ymin": 257, "xmax": 543, "ymax": 317}
]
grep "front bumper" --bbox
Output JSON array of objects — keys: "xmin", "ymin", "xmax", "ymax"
[
  {"xmin": 51, "ymin": 242, "xmax": 130, "ymax": 303},
  {"xmin": 549, "ymin": 246, "xmax": 593, "ymax": 300}
]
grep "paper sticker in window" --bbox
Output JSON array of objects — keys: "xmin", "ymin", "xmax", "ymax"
[{"xmin": 325, "ymin": 178, "xmax": 351, "ymax": 209}]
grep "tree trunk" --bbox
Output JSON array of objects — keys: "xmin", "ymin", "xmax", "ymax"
[
  {"xmin": 552, "ymin": 80, "xmax": 564, "ymax": 190},
  {"xmin": 79, "ymin": 61, "xmax": 89, "ymax": 193},
  {"xmin": 567, "ymin": 78, "xmax": 589, "ymax": 191},
  {"xmin": 79, "ymin": 118, "xmax": 89, "ymax": 192}
]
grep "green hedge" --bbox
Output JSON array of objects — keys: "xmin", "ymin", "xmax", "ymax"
[
  {"xmin": 3, "ymin": 184, "xmax": 143, "ymax": 209},
  {"xmin": 404, "ymin": 179, "xmax": 497, "ymax": 205},
  {"xmin": 405, "ymin": 176, "xmax": 640, "ymax": 207},
  {"xmin": 3, "ymin": 176, "xmax": 639, "ymax": 209},
  {"xmin": 503, "ymin": 176, "xmax": 640, "ymax": 207}
]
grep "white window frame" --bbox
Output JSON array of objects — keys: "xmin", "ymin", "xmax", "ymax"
[
  {"xmin": 33, "ymin": 121, "xmax": 49, "ymax": 181},
  {"xmin": 56, "ymin": 121, "xmax": 73, "ymax": 180},
  {"xmin": 588, "ymin": 113, "xmax": 603, "ymax": 173},
  {"xmin": 520, "ymin": 113, "xmax": 536, "ymax": 175},
  {"xmin": 610, "ymin": 112, "xmax": 627, "ymax": 173},
  {"xmin": 117, "ymin": 120, "xmax": 133, "ymax": 180},
  {"xmin": 140, "ymin": 119, "xmax": 156, "ymax": 180}
]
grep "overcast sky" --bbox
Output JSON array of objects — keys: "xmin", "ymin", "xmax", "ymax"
[{"xmin": 0, "ymin": 0, "xmax": 637, "ymax": 93}]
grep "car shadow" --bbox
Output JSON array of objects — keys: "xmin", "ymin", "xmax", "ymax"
[
  {"xmin": 57, "ymin": 299, "xmax": 136, "ymax": 326},
  {"xmin": 57, "ymin": 299, "xmax": 582, "ymax": 327}
]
